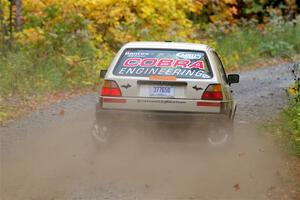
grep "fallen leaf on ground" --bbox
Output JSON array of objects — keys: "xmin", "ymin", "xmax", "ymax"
[
  {"xmin": 59, "ymin": 109, "xmax": 65, "ymax": 116},
  {"xmin": 259, "ymin": 148, "xmax": 265, "ymax": 152},
  {"xmin": 234, "ymin": 183, "xmax": 240, "ymax": 191},
  {"xmin": 238, "ymin": 152, "xmax": 246, "ymax": 157},
  {"xmin": 268, "ymin": 186, "xmax": 276, "ymax": 191},
  {"xmin": 249, "ymin": 173, "xmax": 254, "ymax": 179}
]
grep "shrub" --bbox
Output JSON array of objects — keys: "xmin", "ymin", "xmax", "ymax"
[
  {"xmin": 279, "ymin": 102, "xmax": 300, "ymax": 156},
  {"xmin": 278, "ymin": 61, "xmax": 300, "ymax": 156},
  {"xmin": 207, "ymin": 16, "xmax": 300, "ymax": 69}
]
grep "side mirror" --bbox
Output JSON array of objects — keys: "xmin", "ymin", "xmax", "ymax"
[
  {"xmin": 228, "ymin": 74, "xmax": 239, "ymax": 85},
  {"xmin": 100, "ymin": 70, "xmax": 107, "ymax": 79}
]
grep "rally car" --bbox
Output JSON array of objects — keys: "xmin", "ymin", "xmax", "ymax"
[{"xmin": 92, "ymin": 42, "xmax": 239, "ymax": 146}]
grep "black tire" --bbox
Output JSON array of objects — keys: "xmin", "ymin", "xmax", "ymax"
[
  {"xmin": 91, "ymin": 122, "xmax": 113, "ymax": 150},
  {"xmin": 206, "ymin": 121, "xmax": 234, "ymax": 147}
]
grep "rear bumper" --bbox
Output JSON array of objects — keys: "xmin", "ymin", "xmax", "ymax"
[
  {"xmin": 100, "ymin": 96, "xmax": 223, "ymax": 113},
  {"xmin": 95, "ymin": 103, "xmax": 231, "ymax": 127}
]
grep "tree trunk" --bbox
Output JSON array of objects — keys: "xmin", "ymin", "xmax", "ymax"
[
  {"xmin": 15, "ymin": 0, "xmax": 22, "ymax": 31},
  {"xmin": 0, "ymin": 0, "xmax": 5, "ymax": 52},
  {"xmin": 9, "ymin": 0, "xmax": 13, "ymax": 49}
]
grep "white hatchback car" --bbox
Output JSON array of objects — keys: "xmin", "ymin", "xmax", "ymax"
[{"xmin": 93, "ymin": 42, "xmax": 239, "ymax": 145}]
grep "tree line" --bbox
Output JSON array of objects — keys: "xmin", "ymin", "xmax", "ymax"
[{"xmin": 0, "ymin": 0, "xmax": 299, "ymax": 53}]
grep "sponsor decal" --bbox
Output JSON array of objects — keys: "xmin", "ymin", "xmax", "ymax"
[
  {"xmin": 125, "ymin": 51, "xmax": 149, "ymax": 57},
  {"xmin": 117, "ymin": 66, "xmax": 211, "ymax": 79},
  {"xmin": 149, "ymin": 75, "xmax": 177, "ymax": 81},
  {"xmin": 116, "ymin": 50, "xmax": 210, "ymax": 79},
  {"xmin": 137, "ymin": 99, "xmax": 186, "ymax": 104},
  {"xmin": 176, "ymin": 52, "xmax": 203, "ymax": 59},
  {"xmin": 123, "ymin": 58, "xmax": 205, "ymax": 69}
]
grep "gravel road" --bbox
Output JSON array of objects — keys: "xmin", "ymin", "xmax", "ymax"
[{"xmin": 0, "ymin": 63, "xmax": 296, "ymax": 200}]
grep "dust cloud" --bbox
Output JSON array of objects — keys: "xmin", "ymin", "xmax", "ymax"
[{"xmin": 0, "ymin": 117, "xmax": 286, "ymax": 200}]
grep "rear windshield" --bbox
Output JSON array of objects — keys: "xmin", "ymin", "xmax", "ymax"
[{"xmin": 113, "ymin": 49, "xmax": 212, "ymax": 79}]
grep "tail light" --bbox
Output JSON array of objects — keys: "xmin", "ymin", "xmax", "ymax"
[
  {"xmin": 201, "ymin": 84, "xmax": 223, "ymax": 100},
  {"xmin": 101, "ymin": 80, "xmax": 122, "ymax": 97}
]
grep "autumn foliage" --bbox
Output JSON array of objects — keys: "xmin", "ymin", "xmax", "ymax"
[{"xmin": 0, "ymin": 0, "xmax": 299, "ymax": 101}]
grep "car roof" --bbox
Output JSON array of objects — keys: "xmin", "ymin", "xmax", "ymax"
[{"xmin": 122, "ymin": 42, "xmax": 210, "ymax": 51}]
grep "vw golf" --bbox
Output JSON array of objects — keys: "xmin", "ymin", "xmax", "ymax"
[{"xmin": 92, "ymin": 42, "xmax": 239, "ymax": 146}]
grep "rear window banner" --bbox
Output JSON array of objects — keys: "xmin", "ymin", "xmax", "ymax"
[
  {"xmin": 113, "ymin": 49, "xmax": 212, "ymax": 79},
  {"xmin": 123, "ymin": 58, "xmax": 205, "ymax": 69}
]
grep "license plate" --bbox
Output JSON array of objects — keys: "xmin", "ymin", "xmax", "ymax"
[{"xmin": 149, "ymin": 86, "xmax": 174, "ymax": 97}]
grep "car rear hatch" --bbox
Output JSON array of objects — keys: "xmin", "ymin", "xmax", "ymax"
[{"xmin": 101, "ymin": 48, "xmax": 222, "ymax": 113}]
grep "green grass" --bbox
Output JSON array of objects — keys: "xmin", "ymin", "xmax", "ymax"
[
  {"xmin": 212, "ymin": 17, "xmax": 300, "ymax": 69},
  {"xmin": 0, "ymin": 39, "xmax": 98, "ymax": 100},
  {"xmin": 271, "ymin": 102, "xmax": 300, "ymax": 157}
]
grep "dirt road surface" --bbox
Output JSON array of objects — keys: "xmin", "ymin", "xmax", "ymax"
[{"xmin": 0, "ymin": 64, "xmax": 296, "ymax": 200}]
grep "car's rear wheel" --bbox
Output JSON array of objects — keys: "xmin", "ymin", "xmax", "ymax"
[
  {"xmin": 207, "ymin": 122, "xmax": 234, "ymax": 147},
  {"xmin": 92, "ymin": 123, "xmax": 110, "ymax": 142},
  {"xmin": 91, "ymin": 122, "xmax": 113, "ymax": 150}
]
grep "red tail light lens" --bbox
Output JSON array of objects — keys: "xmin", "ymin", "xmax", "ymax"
[
  {"xmin": 201, "ymin": 84, "xmax": 223, "ymax": 100},
  {"xmin": 101, "ymin": 80, "xmax": 122, "ymax": 97}
]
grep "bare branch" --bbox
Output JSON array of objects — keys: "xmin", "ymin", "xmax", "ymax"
[
  {"xmin": 0, "ymin": 0, "xmax": 6, "ymax": 53},
  {"xmin": 15, "ymin": 0, "xmax": 22, "ymax": 31}
]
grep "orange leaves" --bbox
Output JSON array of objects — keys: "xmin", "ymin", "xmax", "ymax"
[
  {"xmin": 233, "ymin": 183, "xmax": 240, "ymax": 191},
  {"xmin": 59, "ymin": 109, "xmax": 65, "ymax": 116},
  {"xmin": 15, "ymin": 27, "xmax": 45, "ymax": 46},
  {"xmin": 196, "ymin": 0, "xmax": 238, "ymax": 25},
  {"xmin": 75, "ymin": 0, "xmax": 198, "ymax": 47},
  {"xmin": 229, "ymin": 6, "xmax": 238, "ymax": 16},
  {"xmin": 19, "ymin": 0, "xmax": 207, "ymax": 50},
  {"xmin": 224, "ymin": 0, "xmax": 237, "ymax": 4}
]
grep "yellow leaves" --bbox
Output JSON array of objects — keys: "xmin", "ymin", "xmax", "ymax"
[
  {"xmin": 0, "ymin": 111, "xmax": 8, "ymax": 122},
  {"xmin": 230, "ymin": 6, "xmax": 238, "ymax": 15},
  {"xmin": 18, "ymin": 0, "xmax": 206, "ymax": 53},
  {"xmin": 19, "ymin": 0, "xmax": 201, "ymax": 48},
  {"xmin": 220, "ymin": 51, "xmax": 240, "ymax": 69},
  {"xmin": 81, "ymin": 80, "xmax": 95, "ymax": 86},
  {"xmin": 139, "ymin": 6, "xmax": 154, "ymax": 19},
  {"xmin": 23, "ymin": 0, "xmax": 47, "ymax": 12},
  {"xmin": 224, "ymin": 0, "xmax": 237, "ymax": 4},
  {"xmin": 192, "ymin": 1, "xmax": 204, "ymax": 13},
  {"xmin": 63, "ymin": 55, "xmax": 86, "ymax": 67},
  {"xmin": 15, "ymin": 28, "xmax": 45, "ymax": 46},
  {"xmin": 72, "ymin": 0, "xmax": 196, "ymax": 47},
  {"xmin": 288, "ymin": 86, "xmax": 299, "ymax": 97},
  {"xmin": 209, "ymin": 15, "xmax": 219, "ymax": 24},
  {"xmin": 87, "ymin": 24, "xmax": 96, "ymax": 34},
  {"xmin": 201, "ymin": 0, "xmax": 238, "ymax": 24}
]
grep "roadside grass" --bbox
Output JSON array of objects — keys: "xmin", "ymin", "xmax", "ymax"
[
  {"xmin": 0, "ymin": 41, "xmax": 98, "ymax": 98},
  {"xmin": 0, "ymin": 37, "xmax": 101, "ymax": 124},
  {"xmin": 269, "ymin": 102, "xmax": 300, "ymax": 156},
  {"xmin": 265, "ymin": 102, "xmax": 300, "ymax": 197},
  {"xmin": 213, "ymin": 17, "xmax": 300, "ymax": 70},
  {"xmin": 282, "ymin": 103, "xmax": 300, "ymax": 156}
]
